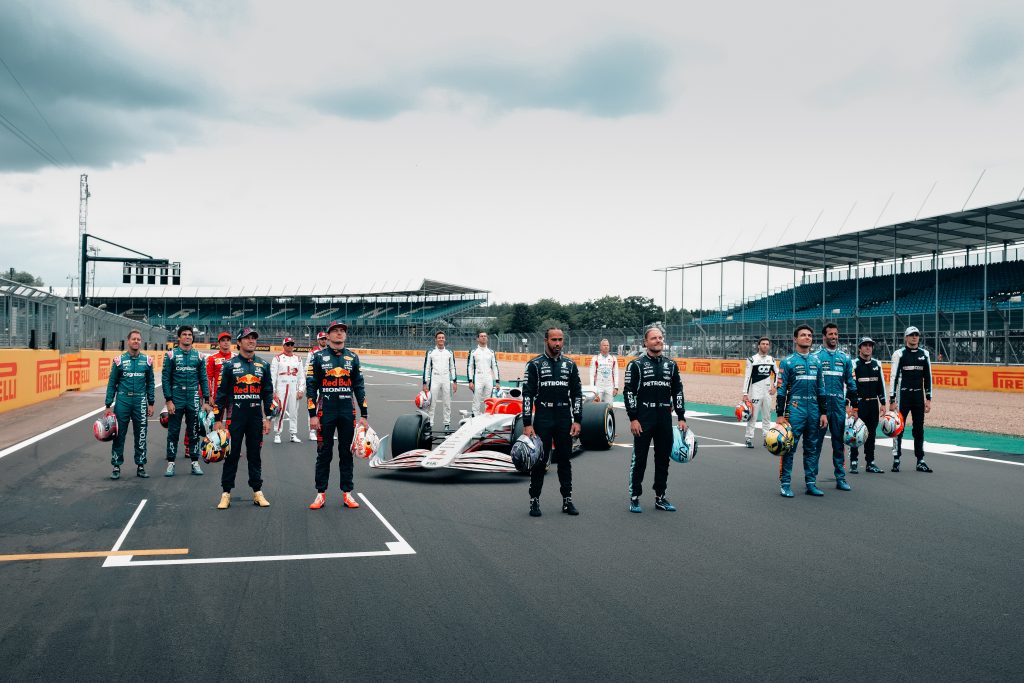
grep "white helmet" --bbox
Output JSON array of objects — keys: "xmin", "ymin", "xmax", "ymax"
[
  {"xmin": 843, "ymin": 416, "xmax": 868, "ymax": 448},
  {"xmin": 351, "ymin": 423, "xmax": 381, "ymax": 459}
]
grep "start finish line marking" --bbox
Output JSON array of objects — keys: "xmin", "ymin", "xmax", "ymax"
[{"xmin": 102, "ymin": 494, "xmax": 415, "ymax": 568}]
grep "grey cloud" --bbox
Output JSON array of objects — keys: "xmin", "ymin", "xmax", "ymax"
[
  {"xmin": 312, "ymin": 38, "xmax": 672, "ymax": 121},
  {"xmin": 0, "ymin": 2, "xmax": 213, "ymax": 171},
  {"xmin": 954, "ymin": 22, "xmax": 1024, "ymax": 95}
]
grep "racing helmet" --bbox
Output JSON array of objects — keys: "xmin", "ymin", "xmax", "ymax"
[
  {"xmin": 270, "ymin": 396, "xmax": 282, "ymax": 419},
  {"xmin": 764, "ymin": 423, "xmax": 795, "ymax": 456},
  {"xmin": 843, "ymin": 416, "xmax": 868, "ymax": 448},
  {"xmin": 198, "ymin": 407, "xmax": 215, "ymax": 436},
  {"xmin": 159, "ymin": 407, "xmax": 170, "ymax": 428},
  {"xmin": 93, "ymin": 414, "xmax": 118, "ymax": 442},
  {"xmin": 201, "ymin": 428, "xmax": 230, "ymax": 464},
  {"xmin": 414, "ymin": 390, "xmax": 431, "ymax": 410},
  {"xmin": 351, "ymin": 423, "xmax": 381, "ymax": 459},
  {"xmin": 880, "ymin": 411, "xmax": 904, "ymax": 437},
  {"xmin": 510, "ymin": 434, "xmax": 544, "ymax": 473},
  {"xmin": 735, "ymin": 399, "xmax": 753, "ymax": 422},
  {"xmin": 670, "ymin": 427, "xmax": 698, "ymax": 463}
]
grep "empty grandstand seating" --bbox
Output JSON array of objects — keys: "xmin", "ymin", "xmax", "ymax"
[{"xmin": 697, "ymin": 260, "xmax": 1024, "ymax": 324}]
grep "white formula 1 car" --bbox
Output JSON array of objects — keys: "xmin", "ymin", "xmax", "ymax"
[{"xmin": 368, "ymin": 385, "xmax": 615, "ymax": 472}]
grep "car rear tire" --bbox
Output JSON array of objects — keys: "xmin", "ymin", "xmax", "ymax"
[
  {"xmin": 392, "ymin": 414, "xmax": 432, "ymax": 456},
  {"xmin": 580, "ymin": 401, "xmax": 615, "ymax": 451}
]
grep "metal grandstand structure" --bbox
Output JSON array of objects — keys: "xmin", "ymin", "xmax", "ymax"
[
  {"xmin": 84, "ymin": 279, "xmax": 489, "ymax": 345},
  {"xmin": 658, "ymin": 200, "xmax": 1024, "ymax": 364}
]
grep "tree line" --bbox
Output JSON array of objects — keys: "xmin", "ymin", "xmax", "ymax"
[{"xmin": 474, "ymin": 296, "xmax": 694, "ymax": 334}]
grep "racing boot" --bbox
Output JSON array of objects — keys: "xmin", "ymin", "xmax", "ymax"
[
  {"xmin": 253, "ymin": 491, "xmax": 270, "ymax": 507},
  {"xmin": 191, "ymin": 460, "xmax": 203, "ymax": 476},
  {"xmin": 342, "ymin": 492, "xmax": 360, "ymax": 509},
  {"xmin": 865, "ymin": 462, "xmax": 884, "ymax": 473},
  {"xmin": 136, "ymin": 465, "xmax": 149, "ymax": 478},
  {"xmin": 561, "ymin": 497, "xmax": 579, "ymax": 515},
  {"xmin": 273, "ymin": 433, "xmax": 281, "ymax": 444},
  {"xmin": 110, "ymin": 466, "xmax": 121, "ymax": 480},
  {"xmin": 309, "ymin": 492, "xmax": 327, "ymax": 510},
  {"xmin": 891, "ymin": 458, "xmax": 901, "ymax": 473},
  {"xmin": 309, "ymin": 430, "xmax": 317, "ymax": 441},
  {"xmin": 779, "ymin": 484, "xmax": 794, "ymax": 498},
  {"xmin": 164, "ymin": 461, "xmax": 175, "ymax": 477},
  {"xmin": 849, "ymin": 459, "xmax": 859, "ymax": 474},
  {"xmin": 217, "ymin": 492, "xmax": 230, "ymax": 510},
  {"xmin": 836, "ymin": 479, "xmax": 851, "ymax": 491},
  {"xmin": 629, "ymin": 497, "xmax": 642, "ymax": 513},
  {"xmin": 805, "ymin": 483, "xmax": 824, "ymax": 497},
  {"xmin": 529, "ymin": 497, "xmax": 542, "ymax": 517},
  {"xmin": 745, "ymin": 439, "xmax": 754, "ymax": 449},
  {"xmin": 916, "ymin": 460, "xmax": 933, "ymax": 473},
  {"xmin": 654, "ymin": 496, "xmax": 677, "ymax": 512},
  {"xmin": 290, "ymin": 434, "xmax": 301, "ymax": 443}
]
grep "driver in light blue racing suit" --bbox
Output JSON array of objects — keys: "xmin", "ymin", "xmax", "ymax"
[
  {"xmin": 775, "ymin": 324, "xmax": 828, "ymax": 498},
  {"xmin": 815, "ymin": 323, "xmax": 857, "ymax": 492}
]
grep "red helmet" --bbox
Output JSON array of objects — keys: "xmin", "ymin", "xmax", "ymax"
[
  {"xmin": 93, "ymin": 415, "xmax": 118, "ymax": 442},
  {"xmin": 735, "ymin": 399, "xmax": 753, "ymax": 422},
  {"xmin": 414, "ymin": 390, "xmax": 431, "ymax": 410},
  {"xmin": 159, "ymin": 408, "xmax": 170, "ymax": 428}
]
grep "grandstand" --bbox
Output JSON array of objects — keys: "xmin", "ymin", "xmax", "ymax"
[
  {"xmin": 660, "ymin": 200, "xmax": 1024, "ymax": 364},
  {"xmin": 85, "ymin": 279, "xmax": 488, "ymax": 344}
]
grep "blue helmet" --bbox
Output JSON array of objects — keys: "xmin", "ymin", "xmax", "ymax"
[
  {"xmin": 510, "ymin": 434, "xmax": 544, "ymax": 473},
  {"xmin": 671, "ymin": 427, "xmax": 698, "ymax": 463}
]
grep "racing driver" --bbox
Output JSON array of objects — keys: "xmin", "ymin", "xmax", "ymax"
[
  {"xmin": 775, "ymin": 325, "xmax": 828, "ymax": 498},
  {"xmin": 522, "ymin": 327, "xmax": 583, "ymax": 518},
  {"xmin": 307, "ymin": 321, "xmax": 368, "ymax": 510}
]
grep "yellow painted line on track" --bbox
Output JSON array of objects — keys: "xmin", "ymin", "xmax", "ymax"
[{"xmin": 0, "ymin": 548, "xmax": 189, "ymax": 562}]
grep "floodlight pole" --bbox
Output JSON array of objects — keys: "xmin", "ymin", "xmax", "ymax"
[{"xmin": 983, "ymin": 209, "xmax": 989, "ymax": 363}]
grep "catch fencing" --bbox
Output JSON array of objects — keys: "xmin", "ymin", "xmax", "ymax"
[{"xmin": 0, "ymin": 277, "xmax": 169, "ymax": 351}]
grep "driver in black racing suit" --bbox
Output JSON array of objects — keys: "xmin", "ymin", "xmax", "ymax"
[
  {"xmin": 522, "ymin": 327, "xmax": 583, "ymax": 518},
  {"xmin": 624, "ymin": 325, "xmax": 687, "ymax": 513}
]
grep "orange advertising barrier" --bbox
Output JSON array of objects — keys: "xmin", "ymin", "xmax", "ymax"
[
  {"xmin": 0, "ymin": 349, "xmax": 169, "ymax": 415},
  {"xmin": 0, "ymin": 349, "xmax": 63, "ymax": 413}
]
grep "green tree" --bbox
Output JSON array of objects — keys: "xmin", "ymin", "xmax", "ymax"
[
  {"xmin": 623, "ymin": 296, "xmax": 664, "ymax": 328},
  {"xmin": 4, "ymin": 268, "xmax": 43, "ymax": 286},
  {"xmin": 507, "ymin": 303, "xmax": 538, "ymax": 333}
]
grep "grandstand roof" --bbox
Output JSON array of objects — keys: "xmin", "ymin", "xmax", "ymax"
[
  {"xmin": 85, "ymin": 278, "xmax": 487, "ymax": 299},
  {"xmin": 659, "ymin": 199, "xmax": 1024, "ymax": 273}
]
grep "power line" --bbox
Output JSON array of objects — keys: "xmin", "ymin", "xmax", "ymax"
[
  {"xmin": 0, "ymin": 52, "xmax": 77, "ymax": 165},
  {"xmin": 0, "ymin": 110, "xmax": 64, "ymax": 168}
]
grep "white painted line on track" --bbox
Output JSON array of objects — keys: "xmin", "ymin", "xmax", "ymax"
[
  {"xmin": 0, "ymin": 406, "xmax": 106, "ymax": 460},
  {"xmin": 103, "ymin": 493, "xmax": 415, "ymax": 567},
  {"xmin": 102, "ymin": 499, "xmax": 148, "ymax": 567},
  {"xmin": 937, "ymin": 452, "xmax": 1024, "ymax": 467},
  {"xmin": 1, "ymin": 381, "xmax": 164, "ymax": 461}
]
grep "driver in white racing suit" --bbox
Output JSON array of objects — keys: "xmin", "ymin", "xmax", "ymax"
[
  {"xmin": 305, "ymin": 331, "xmax": 328, "ymax": 440},
  {"xmin": 589, "ymin": 339, "xmax": 619, "ymax": 403},
  {"xmin": 741, "ymin": 337, "xmax": 776, "ymax": 448},
  {"xmin": 271, "ymin": 337, "xmax": 305, "ymax": 443},
  {"xmin": 467, "ymin": 331, "xmax": 500, "ymax": 416},
  {"xmin": 422, "ymin": 331, "xmax": 457, "ymax": 429}
]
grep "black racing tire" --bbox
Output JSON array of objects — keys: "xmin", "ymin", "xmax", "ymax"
[
  {"xmin": 580, "ymin": 401, "xmax": 615, "ymax": 451},
  {"xmin": 392, "ymin": 414, "xmax": 431, "ymax": 456},
  {"xmin": 510, "ymin": 414, "xmax": 524, "ymax": 445}
]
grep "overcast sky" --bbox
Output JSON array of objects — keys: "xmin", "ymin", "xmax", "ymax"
[{"xmin": 2, "ymin": 0, "xmax": 1023, "ymax": 309}]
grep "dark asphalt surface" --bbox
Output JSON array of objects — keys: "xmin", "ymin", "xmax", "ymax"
[{"xmin": 1, "ymin": 368, "xmax": 1021, "ymax": 681}]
